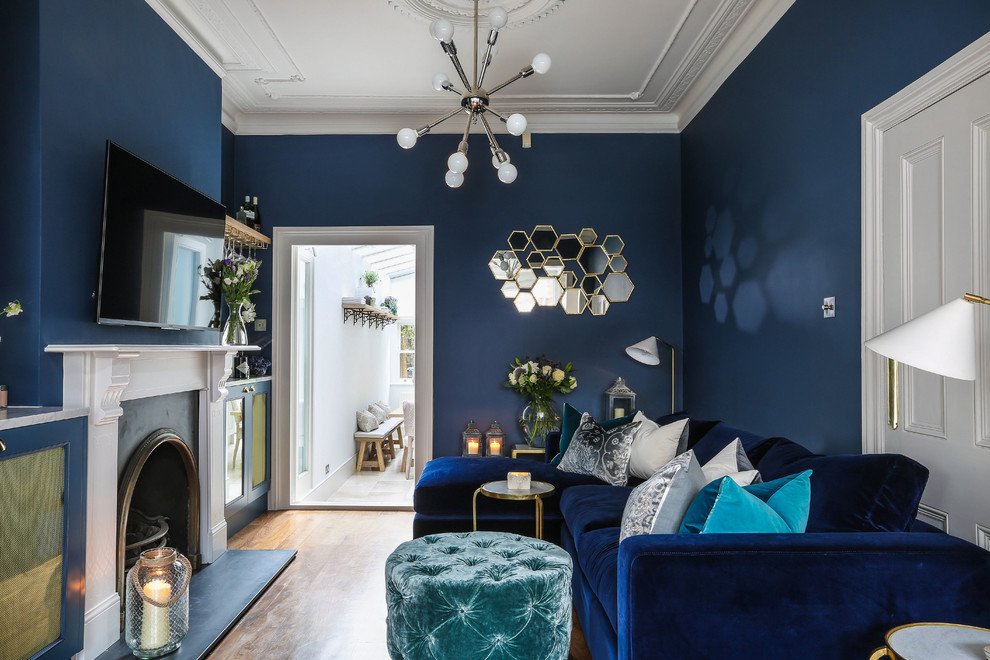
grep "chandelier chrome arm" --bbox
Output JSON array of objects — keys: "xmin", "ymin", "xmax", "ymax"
[
  {"xmin": 479, "ymin": 113, "xmax": 502, "ymax": 155},
  {"xmin": 415, "ymin": 106, "xmax": 467, "ymax": 137},
  {"xmin": 477, "ymin": 30, "xmax": 499, "ymax": 90},
  {"xmin": 457, "ymin": 112, "xmax": 473, "ymax": 154},
  {"xmin": 487, "ymin": 65, "xmax": 535, "ymax": 96},
  {"xmin": 440, "ymin": 41, "xmax": 473, "ymax": 91}
]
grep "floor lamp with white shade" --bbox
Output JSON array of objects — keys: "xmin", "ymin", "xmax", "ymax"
[
  {"xmin": 625, "ymin": 336, "xmax": 676, "ymax": 415},
  {"xmin": 865, "ymin": 293, "xmax": 990, "ymax": 429}
]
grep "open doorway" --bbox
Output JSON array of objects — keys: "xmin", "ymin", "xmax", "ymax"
[{"xmin": 270, "ymin": 226, "xmax": 434, "ymax": 511}]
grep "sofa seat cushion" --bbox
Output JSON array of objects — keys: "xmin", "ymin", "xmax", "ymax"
[
  {"xmin": 559, "ymin": 485, "xmax": 631, "ymax": 545},
  {"xmin": 573, "ymin": 527, "xmax": 621, "ymax": 634},
  {"xmin": 756, "ymin": 439, "xmax": 929, "ymax": 533},
  {"xmin": 415, "ymin": 456, "xmax": 607, "ymax": 519}
]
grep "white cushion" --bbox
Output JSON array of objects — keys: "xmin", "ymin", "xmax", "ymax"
[
  {"xmin": 368, "ymin": 404, "xmax": 387, "ymax": 424},
  {"xmin": 627, "ymin": 413, "xmax": 688, "ymax": 480},
  {"xmin": 620, "ymin": 450, "xmax": 706, "ymax": 542},
  {"xmin": 700, "ymin": 438, "xmax": 762, "ymax": 486},
  {"xmin": 356, "ymin": 410, "xmax": 379, "ymax": 432}
]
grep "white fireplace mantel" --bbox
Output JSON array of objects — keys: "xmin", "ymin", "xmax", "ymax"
[{"xmin": 45, "ymin": 343, "xmax": 257, "ymax": 660}]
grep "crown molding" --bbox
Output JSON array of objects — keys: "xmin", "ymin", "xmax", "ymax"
[{"xmin": 145, "ymin": 0, "xmax": 227, "ymax": 78}]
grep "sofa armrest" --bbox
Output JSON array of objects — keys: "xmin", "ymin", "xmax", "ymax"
[
  {"xmin": 545, "ymin": 432, "xmax": 561, "ymax": 462},
  {"xmin": 617, "ymin": 532, "xmax": 990, "ymax": 660}
]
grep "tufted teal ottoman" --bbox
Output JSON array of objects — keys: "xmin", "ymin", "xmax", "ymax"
[{"xmin": 385, "ymin": 531, "xmax": 573, "ymax": 660}]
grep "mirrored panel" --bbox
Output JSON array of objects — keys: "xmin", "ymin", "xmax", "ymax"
[
  {"xmin": 578, "ymin": 245, "xmax": 609, "ymax": 275},
  {"xmin": 560, "ymin": 288, "xmax": 588, "ymax": 315},
  {"xmin": 516, "ymin": 268, "xmax": 537, "ymax": 289},
  {"xmin": 578, "ymin": 228, "xmax": 598, "ymax": 245},
  {"xmin": 556, "ymin": 234, "xmax": 582, "ymax": 260},
  {"xmin": 602, "ymin": 235, "xmax": 625, "ymax": 255},
  {"xmin": 532, "ymin": 277, "xmax": 564, "ymax": 306},
  {"xmin": 589, "ymin": 295, "xmax": 610, "ymax": 315},
  {"xmin": 501, "ymin": 281, "xmax": 520, "ymax": 298},
  {"xmin": 514, "ymin": 291, "xmax": 536, "ymax": 312},
  {"xmin": 609, "ymin": 255, "xmax": 628, "ymax": 273},
  {"xmin": 581, "ymin": 275, "xmax": 602, "ymax": 295},
  {"xmin": 508, "ymin": 230, "xmax": 530, "ymax": 251},
  {"xmin": 530, "ymin": 225, "xmax": 558, "ymax": 251},
  {"xmin": 543, "ymin": 256, "xmax": 564, "ymax": 277},
  {"xmin": 603, "ymin": 272, "xmax": 634, "ymax": 302},
  {"xmin": 558, "ymin": 271, "xmax": 578, "ymax": 288},
  {"xmin": 526, "ymin": 252, "xmax": 546, "ymax": 268},
  {"xmin": 489, "ymin": 250, "xmax": 521, "ymax": 281}
]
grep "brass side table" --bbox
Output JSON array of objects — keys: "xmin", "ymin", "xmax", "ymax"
[
  {"xmin": 472, "ymin": 480, "xmax": 556, "ymax": 540},
  {"xmin": 869, "ymin": 622, "xmax": 990, "ymax": 659},
  {"xmin": 510, "ymin": 444, "xmax": 547, "ymax": 459}
]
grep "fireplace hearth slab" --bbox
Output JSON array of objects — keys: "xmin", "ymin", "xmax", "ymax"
[{"xmin": 96, "ymin": 549, "xmax": 296, "ymax": 660}]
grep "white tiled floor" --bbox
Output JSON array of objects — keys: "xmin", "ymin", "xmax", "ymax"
[{"xmin": 319, "ymin": 446, "xmax": 415, "ymax": 507}]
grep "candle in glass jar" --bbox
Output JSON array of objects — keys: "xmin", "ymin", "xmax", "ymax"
[
  {"xmin": 507, "ymin": 471, "xmax": 531, "ymax": 490},
  {"xmin": 141, "ymin": 579, "xmax": 171, "ymax": 649},
  {"xmin": 466, "ymin": 438, "xmax": 480, "ymax": 455}
]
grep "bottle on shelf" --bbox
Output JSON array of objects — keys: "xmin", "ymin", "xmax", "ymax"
[
  {"xmin": 237, "ymin": 196, "xmax": 256, "ymax": 228},
  {"xmin": 252, "ymin": 196, "xmax": 262, "ymax": 233}
]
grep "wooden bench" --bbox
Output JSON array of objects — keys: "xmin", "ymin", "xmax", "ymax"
[{"xmin": 354, "ymin": 417, "xmax": 404, "ymax": 472}]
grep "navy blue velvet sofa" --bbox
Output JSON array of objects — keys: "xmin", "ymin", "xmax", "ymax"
[{"xmin": 413, "ymin": 415, "xmax": 990, "ymax": 659}]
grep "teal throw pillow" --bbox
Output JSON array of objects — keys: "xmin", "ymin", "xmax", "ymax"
[
  {"xmin": 679, "ymin": 470, "xmax": 813, "ymax": 534},
  {"xmin": 551, "ymin": 402, "xmax": 636, "ymax": 466}
]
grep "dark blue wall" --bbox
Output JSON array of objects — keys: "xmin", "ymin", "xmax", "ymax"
[
  {"xmin": 222, "ymin": 126, "xmax": 236, "ymax": 212},
  {"xmin": 0, "ymin": 3, "xmax": 42, "ymax": 405},
  {"xmin": 0, "ymin": 0, "xmax": 222, "ymax": 404},
  {"xmin": 233, "ymin": 132, "xmax": 682, "ymax": 456},
  {"xmin": 681, "ymin": 0, "xmax": 990, "ymax": 454}
]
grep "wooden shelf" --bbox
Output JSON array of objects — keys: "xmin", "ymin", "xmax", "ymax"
[
  {"xmin": 342, "ymin": 303, "xmax": 398, "ymax": 329},
  {"xmin": 225, "ymin": 216, "xmax": 272, "ymax": 250}
]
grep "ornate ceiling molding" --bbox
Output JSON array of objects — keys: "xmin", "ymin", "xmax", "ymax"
[{"xmin": 384, "ymin": 0, "xmax": 566, "ymax": 28}]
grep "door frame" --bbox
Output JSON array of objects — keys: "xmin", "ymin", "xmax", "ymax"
[
  {"xmin": 862, "ymin": 32, "xmax": 990, "ymax": 454},
  {"xmin": 270, "ymin": 225, "xmax": 435, "ymax": 509}
]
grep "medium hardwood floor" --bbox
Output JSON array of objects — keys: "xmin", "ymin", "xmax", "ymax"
[{"xmin": 209, "ymin": 510, "xmax": 593, "ymax": 660}]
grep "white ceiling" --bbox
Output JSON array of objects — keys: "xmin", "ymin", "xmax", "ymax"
[{"xmin": 147, "ymin": 0, "xmax": 793, "ymax": 135}]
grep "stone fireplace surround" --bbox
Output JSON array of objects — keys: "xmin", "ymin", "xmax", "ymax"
[{"xmin": 45, "ymin": 344, "xmax": 246, "ymax": 660}]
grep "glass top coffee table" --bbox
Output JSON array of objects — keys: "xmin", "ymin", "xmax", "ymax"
[
  {"xmin": 870, "ymin": 622, "xmax": 990, "ymax": 659},
  {"xmin": 472, "ymin": 480, "xmax": 555, "ymax": 540}
]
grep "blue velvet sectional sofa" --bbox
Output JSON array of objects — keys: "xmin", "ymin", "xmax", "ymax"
[{"xmin": 413, "ymin": 415, "xmax": 990, "ymax": 659}]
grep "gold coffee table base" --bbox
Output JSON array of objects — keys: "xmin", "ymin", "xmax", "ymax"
[
  {"xmin": 472, "ymin": 480, "xmax": 556, "ymax": 540},
  {"xmin": 870, "ymin": 622, "xmax": 990, "ymax": 660}
]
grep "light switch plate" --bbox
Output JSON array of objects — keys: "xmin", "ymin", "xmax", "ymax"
[
  {"xmin": 254, "ymin": 318, "xmax": 267, "ymax": 331},
  {"xmin": 823, "ymin": 297, "xmax": 835, "ymax": 318}
]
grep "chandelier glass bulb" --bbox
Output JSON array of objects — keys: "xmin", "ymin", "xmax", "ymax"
[
  {"xmin": 397, "ymin": 128, "xmax": 418, "ymax": 149},
  {"xmin": 532, "ymin": 53, "xmax": 552, "ymax": 74},
  {"xmin": 506, "ymin": 114, "xmax": 527, "ymax": 136},
  {"xmin": 432, "ymin": 73, "xmax": 450, "ymax": 92},
  {"xmin": 448, "ymin": 151, "xmax": 469, "ymax": 174},
  {"xmin": 498, "ymin": 162, "xmax": 518, "ymax": 184},
  {"xmin": 445, "ymin": 170, "xmax": 465, "ymax": 188},
  {"xmin": 431, "ymin": 19, "xmax": 454, "ymax": 42},
  {"xmin": 489, "ymin": 7, "xmax": 508, "ymax": 29}
]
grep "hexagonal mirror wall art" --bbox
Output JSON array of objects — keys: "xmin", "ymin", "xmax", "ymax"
[{"xmin": 490, "ymin": 225, "xmax": 633, "ymax": 315}]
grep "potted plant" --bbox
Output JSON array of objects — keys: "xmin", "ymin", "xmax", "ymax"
[{"xmin": 356, "ymin": 270, "xmax": 379, "ymax": 304}]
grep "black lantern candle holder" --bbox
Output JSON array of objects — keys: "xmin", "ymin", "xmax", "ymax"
[
  {"xmin": 485, "ymin": 421, "xmax": 506, "ymax": 457},
  {"xmin": 462, "ymin": 420, "xmax": 483, "ymax": 456},
  {"xmin": 604, "ymin": 377, "xmax": 636, "ymax": 420}
]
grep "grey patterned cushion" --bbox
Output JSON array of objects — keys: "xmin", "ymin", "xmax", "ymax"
[
  {"xmin": 557, "ymin": 413, "xmax": 641, "ymax": 486},
  {"xmin": 357, "ymin": 409, "xmax": 379, "ymax": 432},
  {"xmin": 368, "ymin": 404, "xmax": 387, "ymax": 424},
  {"xmin": 620, "ymin": 450, "xmax": 706, "ymax": 542}
]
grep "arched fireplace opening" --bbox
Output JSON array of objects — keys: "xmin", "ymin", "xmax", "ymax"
[{"xmin": 116, "ymin": 429, "xmax": 201, "ymax": 611}]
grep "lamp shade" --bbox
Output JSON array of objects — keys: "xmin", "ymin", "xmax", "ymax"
[
  {"xmin": 626, "ymin": 337, "xmax": 660, "ymax": 365},
  {"xmin": 865, "ymin": 297, "xmax": 976, "ymax": 380}
]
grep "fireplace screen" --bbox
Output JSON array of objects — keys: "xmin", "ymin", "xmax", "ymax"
[{"xmin": 0, "ymin": 446, "xmax": 65, "ymax": 660}]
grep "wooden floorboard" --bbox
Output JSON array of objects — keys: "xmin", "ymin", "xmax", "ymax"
[{"xmin": 209, "ymin": 509, "xmax": 593, "ymax": 660}]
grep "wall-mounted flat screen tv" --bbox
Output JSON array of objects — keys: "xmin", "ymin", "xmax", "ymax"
[{"xmin": 97, "ymin": 140, "xmax": 225, "ymax": 330}]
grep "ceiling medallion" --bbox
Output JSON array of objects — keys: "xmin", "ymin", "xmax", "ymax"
[
  {"xmin": 386, "ymin": 0, "xmax": 565, "ymax": 28},
  {"xmin": 396, "ymin": 0, "xmax": 551, "ymax": 188}
]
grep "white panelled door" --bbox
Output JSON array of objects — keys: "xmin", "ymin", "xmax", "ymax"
[{"xmin": 877, "ymin": 71, "xmax": 990, "ymax": 544}]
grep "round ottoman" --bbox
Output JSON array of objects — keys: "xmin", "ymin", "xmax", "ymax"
[{"xmin": 385, "ymin": 531, "xmax": 573, "ymax": 660}]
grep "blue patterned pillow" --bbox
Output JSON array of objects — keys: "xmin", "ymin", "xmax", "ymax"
[{"xmin": 557, "ymin": 412, "xmax": 641, "ymax": 486}]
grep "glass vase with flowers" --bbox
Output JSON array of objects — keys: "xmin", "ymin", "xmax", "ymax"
[{"xmin": 504, "ymin": 355, "xmax": 577, "ymax": 447}]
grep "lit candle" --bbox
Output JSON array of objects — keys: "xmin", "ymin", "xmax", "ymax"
[
  {"xmin": 507, "ymin": 471, "xmax": 531, "ymax": 490},
  {"xmin": 614, "ymin": 407, "xmax": 625, "ymax": 418},
  {"xmin": 489, "ymin": 439, "xmax": 501, "ymax": 456},
  {"xmin": 141, "ymin": 579, "xmax": 171, "ymax": 649},
  {"xmin": 467, "ymin": 438, "xmax": 480, "ymax": 455}
]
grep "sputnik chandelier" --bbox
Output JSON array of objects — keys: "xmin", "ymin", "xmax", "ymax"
[{"xmin": 396, "ymin": 0, "xmax": 551, "ymax": 188}]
